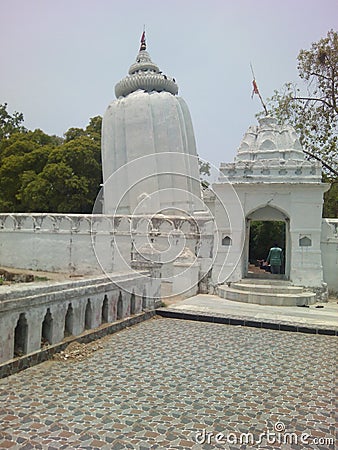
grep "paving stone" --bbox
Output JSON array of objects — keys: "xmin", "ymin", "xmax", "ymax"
[{"xmin": 0, "ymin": 318, "xmax": 336, "ymax": 449}]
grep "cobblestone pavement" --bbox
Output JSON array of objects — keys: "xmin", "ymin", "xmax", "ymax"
[{"xmin": 0, "ymin": 318, "xmax": 336, "ymax": 450}]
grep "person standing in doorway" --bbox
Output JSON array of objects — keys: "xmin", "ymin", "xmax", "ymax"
[{"xmin": 266, "ymin": 243, "xmax": 283, "ymax": 274}]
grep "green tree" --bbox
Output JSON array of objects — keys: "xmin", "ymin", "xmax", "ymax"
[
  {"xmin": 64, "ymin": 127, "xmax": 86, "ymax": 142},
  {"xmin": 0, "ymin": 110, "xmax": 102, "ymax": 213},
  {"xmin": 18, "ymin": 163, "xmax": 91, "ymax": 212},
  {"xmin": 43, "ymin": 135, "xmax": 102, "ymax": 212},
  {"xmin": 323, "ymin": 175, "xmax": 338, "ymax": 217},
  {"xmin": 16, "ymin": 131, "xmax": 102, "ymax": 213},
  {"xmin": 262, "ymin": 29, "xmax": 337, "ymax": 176},
  {"xmin": 260, "ymin": 30, "xmax": 338, "ymax": 218},
  {"xmin": 85, "ymin": 116, "xmax": 102, "ymax": 140},
  {"xmin": 64, "ymin": 116, "xmax": 102, "ymax": 142},
  {"xmin": 199, "ymin": 158, "xmax": 211, "ymax": 188},
  {"xmin": 0, "ymin": 103, "xmax": 26, "ymax": 140},
  {"xmin": 0, "ymin": 130, "xmax": 55, "ymax": 211}
]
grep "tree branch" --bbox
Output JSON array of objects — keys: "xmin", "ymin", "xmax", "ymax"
[
  {"xmin": 309, "ymin": 72, "xmax": 333, "ymax": 81},
  {"xmin": 303, "ymin": 149, "xmax": 338, "ymax": 176},
  {"xmin": 291, "ymin": 96, "xmax": 337, "ymax": 112}
]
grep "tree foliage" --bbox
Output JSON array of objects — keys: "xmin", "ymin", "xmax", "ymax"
[
  {"xmin": 0, "ymin": 103, "xmax": 26, "ymax": 140},
  {"xmin": 323, "ymin": 175, "xmax": 338, "ymax": 217},
  {"xmin": 262, "ymin": 30, "xmax": 337, "ymax": 176},
  {"xmin": 259, "ymin": 30, "xmax": 338, "ymax": 218},
  {"xmin": 0, "ymin": 112, "xmax": 102, "ymax": 213},
  {"xmin": 198, "ymin": 158, "xmax": 211, "ymax": 188}
]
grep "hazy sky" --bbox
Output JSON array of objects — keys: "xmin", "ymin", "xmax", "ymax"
[{"xmin": 0, "ymin": 0, "xmax": 337, "ymax": 167}]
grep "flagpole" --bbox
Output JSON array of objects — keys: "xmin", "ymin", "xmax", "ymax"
[{"xmin": 250, "ymin": 63, "xmax": 268, "ymax": 116}]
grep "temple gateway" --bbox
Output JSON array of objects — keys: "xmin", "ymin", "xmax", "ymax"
[{"xmin": 211, "ymin": 116, "xmax": 333, "ymax": 303}]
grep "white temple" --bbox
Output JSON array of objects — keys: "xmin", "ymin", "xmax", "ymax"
[
  {"xmin": 212, "ymin": 116, "xmax": 331, "ymax": 298},
  {"xmin": 101, "ymin": 32, "xmax": 201, "ymax": 215}
]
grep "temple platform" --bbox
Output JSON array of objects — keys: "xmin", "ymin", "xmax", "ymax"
[{"xmin": 157, "ymin": 293, "xmax": 338, "ymax": 335}]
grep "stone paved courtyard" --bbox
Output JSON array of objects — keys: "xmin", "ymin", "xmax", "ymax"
[{"xmin": 0, "ymin": 317, "xmax": 336, "ymax": 449}]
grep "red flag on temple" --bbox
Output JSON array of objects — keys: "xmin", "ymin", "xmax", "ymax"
[
  {"xmin": 250, "ymin": 63, "xmax": 268, "ymax": 115},
  {"xmin": 251, "ymin": 79, "xmax": 259, "ymax": 98},
  {"xmin": 140, "ymin": 31, "xmax": 146, "ymax": 51}
]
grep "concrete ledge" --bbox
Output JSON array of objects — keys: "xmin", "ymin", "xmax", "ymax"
[
  {"xmin": 245, "ymin": 273, "xmax": 287, "ymax": 280},
  {"xmin": 156, "ymin": 308, "xmax": 338, "ymax": 336},
  {"xmin": 0, "ymin": 271, "xmax": 148, "ymax": 306},
  {"xmin": 0, "ymin": 311, "xmax": 156, "ymax": 379},
  {"xmin": 231, "ymin": 282, "xmax": 303, "ymax": 294},
  {"xmin": 218, "ymin": 285, "xmax": 316, "ymax": 306}
]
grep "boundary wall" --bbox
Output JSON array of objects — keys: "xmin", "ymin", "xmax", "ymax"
[{"xmin": 0, "ymin": 270, "xmax": 160, "ymax": 367}]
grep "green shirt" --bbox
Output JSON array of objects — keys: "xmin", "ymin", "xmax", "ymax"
[{"xmin": 267, "ymin": 247, "xmax": 283, "ymax": 266}]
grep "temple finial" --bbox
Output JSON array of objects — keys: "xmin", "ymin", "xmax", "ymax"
[{"xmin": 140, "ymin": 28, "xmax": 146, "ymax": 51}]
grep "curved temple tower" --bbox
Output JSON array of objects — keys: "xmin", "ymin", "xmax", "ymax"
[{"xmin": 101, "ymin": 32, "xmax": 201, "ymax": 215}]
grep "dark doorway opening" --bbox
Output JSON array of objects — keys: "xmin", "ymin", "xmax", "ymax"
[
  {"xmin": 142, "ymin": 294, "xmax": 147, "ymax": 310},
  {"xmin": 64, "ymin": 303, "xmax": 74, "ymax": 337},
  {"xmin": 130, "ymin": 293, "xmax": 136, "ymax": 315},
  {"xmin": 41, "ymin": 308, "xmax": 53, "ymax": 347},
  {"xmin": 102, "ymin": 295, "xmax": 108, "ymax": 324},
  {"xmin": 117, "ymin": 292, "xmax": 123, "ymax": 320},
  {"xmin": 249, "ymin": 220, "xmax": 286, "ymax": 275},
  {"xmin": 85, "ymin": 299, "xmax": 92, "ymax": 330},
  {"xmin": 14, "ymin": 313, "xmax": 28, "ymax": 357}
]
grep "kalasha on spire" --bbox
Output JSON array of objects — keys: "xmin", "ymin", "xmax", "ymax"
[
  {"xmin": 114, "ymin": 29, "xmax": 178, "ymax": 98},
  {"xmin": 140, "ymin": 30, "xmax": 146, "ymax": 51}
]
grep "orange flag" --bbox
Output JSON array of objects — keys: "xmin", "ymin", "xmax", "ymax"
[{"xmin": 251, "ymin": 79, "xmax": 259, "ymax": 98}]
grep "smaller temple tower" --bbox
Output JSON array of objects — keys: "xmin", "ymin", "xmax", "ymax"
[{"xmin": 212, "ymin": 116, "xmax": 330, "ymax": 296}]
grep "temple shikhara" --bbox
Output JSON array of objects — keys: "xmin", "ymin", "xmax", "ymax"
[{"xmin": 101, "ymin": 31, "xmax": 201, "ymax": 215}]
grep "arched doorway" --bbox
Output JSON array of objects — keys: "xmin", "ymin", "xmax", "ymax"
[
  {"xmin": 85, "ymin": 299, "xmax": 92, "ymax": 330},
  {"xmin": 117, "ymin": 292, "xmax": 123, "ymax": 320},
  {"xmin": 41, "ymin": 308, "xmax": 53, "ymax": 347},
  {"xmin": 14, "ymin": 313, "xmax": 28, "ymax": 357},
  {"xmin": 64, "ymin": 303, "xmax": 74, "ymax": 337},
  {"xmin": 102, "ymin": 295, "xmax": 108, "ymax": 323},
  {"xmin": 246, "ymin": 205, "xmax": 290, "ymax": 279},
  {"xmin": 130, "ymin": 292, "xmax": 136, "ymax": 315}
]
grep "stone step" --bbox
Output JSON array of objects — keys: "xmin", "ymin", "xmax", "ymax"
[
  {"xmin": 231, "ymin": 282, "xmax": 303, "ymax": 294},
  {"xmin": 242, "ymin": 278, "xmax": 291, "ymax": 286},
  {"xmin": 246, "ymin": 273, "xmax": 286, "ymax": 280},
  {"xmin": 218, "ymin": 286, "xmax": 316, "ymax": 307}
]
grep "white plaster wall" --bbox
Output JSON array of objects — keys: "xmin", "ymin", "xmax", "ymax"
[
  {"xmin": 0, "ymin": 214, "xmax": 132, "ymax": 275},
  {"xmin": 211, "ymin": 183, "xmax": 245, "ymax": 286},
  {"xmin": 0, "ymin": 230, "xmax": 106, "ymax": 274},
  {"xmin": 211, "ymin": 182, "xmax": 329, "ymax": 290},
  {"xmin": 1, "ymin": 213, "xmax": 210, "ymax": 273},
  {"xmin": 287, "ymin": 186, "xmax": 327, "ymax": 287},
  {"xmin": 321, "ymin": 219, "xmax": 338, "ymax": 293}
]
